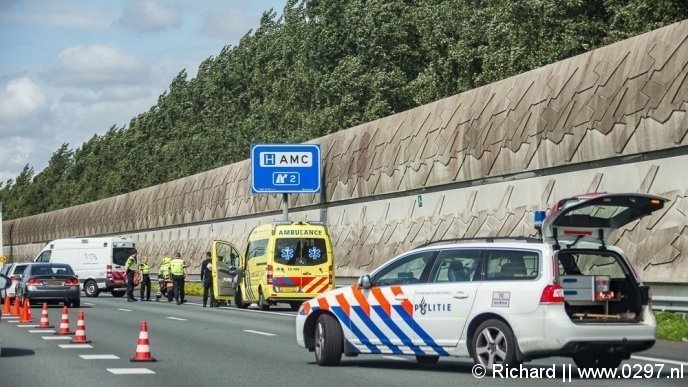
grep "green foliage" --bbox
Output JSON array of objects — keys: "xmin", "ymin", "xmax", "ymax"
[
  {"xmin": 655, "ymin": 311, "xmax": 688, "ymax": 342},
  {"xmin": 1, "ymin": 0, "xmax": 686, "ymax": 219}
]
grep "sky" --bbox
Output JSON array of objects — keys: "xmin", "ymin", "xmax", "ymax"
[{"xmin": 0, "ymin": 0, "xmax": 286, "ymax": 185}]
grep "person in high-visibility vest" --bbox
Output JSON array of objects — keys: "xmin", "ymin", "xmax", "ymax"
[
  {"xmin": 155, "ymin": 257, "xmax": 172, "ymax": 302},
  {"xmin": 170, "ymin": 252, "xmax": 188, "ymax": 305},
  {"xmin": 124, "ymin": 249, "xmax": 138, "ymax": 302},
  {"xmin": 138, "ymin": 256, "xmax": 152, "ymax": 301}
]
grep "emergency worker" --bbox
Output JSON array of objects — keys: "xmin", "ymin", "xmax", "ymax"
[
  {"xmin": 125, "ymin": 249, "xmax": 138, "ymax": 302},
  {"xmin": 155, "ymin": 257, "xmax": 172, "ymax": 302},
  {"xmin": 170, "ymin": 252, "xmax": 188, "ymax": 305},
  {"xmin": 200, "ymin": 251, "xmax": 216, "ymax": 307},
  {"xmin": 139, "ymin": 256, "xmax": 152, "ymax": 301}
]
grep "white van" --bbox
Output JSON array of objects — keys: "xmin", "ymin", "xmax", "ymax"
[{"xmin": 33, "ymin": 237, "xmax": 136, "ymax": 297}]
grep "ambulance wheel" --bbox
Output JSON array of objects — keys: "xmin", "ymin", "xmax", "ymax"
[
  {"xmin": 415, "ymin": 355, "xmax": 439, "ymax": 365},
  {"xmin": 258, "ymin": 289, "xmax": 270, "ymax": 311},
  {"xmin": 84, "ymin": 280, "xmax": 100, "ymax": 297},
  {"xmin": 471, "ymin": 319, "xmax": 518, "ymax": 369},
  {"xmin": 111, "ymin": 290, "xmax": 125, "ymax": 298},
  {"xmin": 234, "ymin": 288, "xmax": 249, "ymax": 309},
  {"xmin": 315, "ymin": 314, "xmax": 343, "ymax": 366}
]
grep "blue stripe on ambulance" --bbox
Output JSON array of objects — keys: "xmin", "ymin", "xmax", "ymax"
[
  {"xmin": 393, "ymin": 304, "xmax": 449, "ymax": 356},
  {"xmin": 331, "ymin": 306, "xmax": 381, "ymax": 354}
]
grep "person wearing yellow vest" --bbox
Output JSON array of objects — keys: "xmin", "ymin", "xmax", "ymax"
[
  {"xmin": 155, "ymin": 257, "xmax": 173, "ymax": 302},
  {"xmin": 138, "ymin": 256, "xmax": 152, "ymax": 301},
  {"xmin": 124, "ymin": 249, "xmax": 138, "ymax": 302},
  {"xmin": 170, "ymin": 252, "xmax": 188, "ymax": 305}
]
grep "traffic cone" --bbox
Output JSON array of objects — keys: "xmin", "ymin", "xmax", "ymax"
[
  {"xmin": 12, "ymin": 296, "xmax": 20, "ymax": 316},
  {"xmin": 39, "ymin": 302, "xmax": 54, "ymax": 328},
  {"xmin": 2, "ymin": 294, "xmax": 10, "ymax": 314},
  {"xmin": 54, "ymin": 306, "xmax": 73, "ymax": 335},
  {"xmin": 19, "ymin": 298, "xmax": 33, "ymax": 323},
  {"xmin": 130, "ymin": 321, "xmax": 156, "ymax": 362},
  {"xmin": 70, "ymin": 311, "xmax": 91, "ymax": 343}
]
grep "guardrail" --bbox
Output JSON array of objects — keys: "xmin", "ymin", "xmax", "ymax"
[{"xmin": 652, "ymin": 296, "xmax": 688, "ymax": 313}]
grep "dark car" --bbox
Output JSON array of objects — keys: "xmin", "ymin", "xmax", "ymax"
[
  {"xmin": 0, "ymin": 273, "xmax": 12, "ymax": 355},
  {"xmin": 15, "ymin": 263, "xmax": 80, "ymax": 307}
]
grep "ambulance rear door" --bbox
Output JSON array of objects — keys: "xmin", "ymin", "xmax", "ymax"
[{"xmin": 211, "ymin": 240, "xmax": 241, "ymax": 301}]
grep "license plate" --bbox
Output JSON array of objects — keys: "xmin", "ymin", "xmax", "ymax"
[
  {"xmin": 47, "ymin": 280, "xmax": 63, "ymax": 286},
  {"xmin": 280, "ymin": 286, "xmax": 297, "ymax": 292}
]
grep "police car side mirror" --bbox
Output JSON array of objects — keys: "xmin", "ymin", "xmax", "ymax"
[
  {"xmin": 358, "ymin": 275, "xmax": 371, "ymax": 289},
  {"xmin": 0, "ymin": 274, "xmax": 10, "ymax": 290}
]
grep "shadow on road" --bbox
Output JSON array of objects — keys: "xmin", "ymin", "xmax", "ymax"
[{"xmin": 1, "ymin": 347, "xmax": 36, "ymax": 357}]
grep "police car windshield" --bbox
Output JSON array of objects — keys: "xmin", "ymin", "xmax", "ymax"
[{"xmin": 274, "ymin": 238, "xmax": 327, "ymax": 266}]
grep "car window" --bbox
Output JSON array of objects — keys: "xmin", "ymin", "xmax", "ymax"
[
  {"xmin": 12, "ymin": 264, "xmax": 29, "ymax": 276},
  {"xmin": 485, "ymin": 250, "xmax": 539, "ymax": 280},
  {"xmin": 35, "ymin": 250, "xmax": 51, "ymax": 263},
  {"xmin": 432, "ymin": 249, "xmax": 482, "ymax": 283},
  {"xmin": 245, "ymin": 239, "xmax": 268, "ymax": 263},
  {"xmin": 113, "ymin": 248, "xmax": 133, "ymax": 266},
  {"xmin": 372, "ymin": 251, "xmax": 436, "ymax": 286},
  {"xmin": 557, "ymin": 251, "xmax": 628, "ymax": 279},
  {"xmin": 274, "ymin": 238, "xmax": 328, "ymax": 266}
]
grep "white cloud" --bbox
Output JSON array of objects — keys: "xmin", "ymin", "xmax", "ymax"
[
  {"xmin": 52, "ymin": 44, "xmax": 148, "ymax": 86},
  {"xmin": 201, "ymin": 7, "xmax": 254, "ymax": 40},
  {"xmin": 5, "ymin": 0, "xmax": 118, "ymax": 29},
  {"xmin": 120, "ymin": 0, "xmax": 180, "ymax": 33},
  {"xmin": 0, "ymin": 77, "xmax": 46, "ymax": 135}
]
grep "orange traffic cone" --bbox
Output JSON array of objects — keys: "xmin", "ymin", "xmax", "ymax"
[
  {"xmin": 39, "ymin": 302, "xmax": 54, "ymax": 328},
  {"xmin": 19, "ymin": 298, "xmax": 33, "ymax": 323},
  {"xmin": 54, "ymin": 306, "xmax": 72, "ymax": 335},
  {"xmin": 2, "ymin": 294, "xmax": 10, "ymax": 314},
  {"xmin": 131, "ymin": 321, "xmax": 156, "ymax": 362},
  {"xmin": 70, "ymin": 311, "xmax": 91, "ymax": 343},
  {"xmin": 12, "ymin": 296, "xmax": 20, "ymax": 316}
]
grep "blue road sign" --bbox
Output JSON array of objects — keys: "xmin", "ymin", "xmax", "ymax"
[{"xmin": 251, "ymin": 144, "xmax": 321, "ymax": 193}]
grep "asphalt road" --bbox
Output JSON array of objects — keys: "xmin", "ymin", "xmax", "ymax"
[{"xmin": 1, "ymin": 295, "xmax": 686, "ymax": 387}]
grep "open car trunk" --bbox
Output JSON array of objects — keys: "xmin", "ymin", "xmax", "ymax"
[{"xmin": 556, "ymin": 249, "xmax": 647, "ymax": 323}]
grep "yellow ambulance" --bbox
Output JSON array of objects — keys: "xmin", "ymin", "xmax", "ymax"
[{"xmin": 212, "ymin": 221, "xmax": 335, "ymax": 311}]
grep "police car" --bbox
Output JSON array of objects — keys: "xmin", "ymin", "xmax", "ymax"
[{"xmin": 296, "ymin": 193, "xmax": 664, "ymax": 370}]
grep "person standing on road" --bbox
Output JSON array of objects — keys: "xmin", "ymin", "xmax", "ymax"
[
  {"xmin": 139, "ymin": 256, "xmax": 152, "ymax": 301},
  {"xmin": 155, "ymin": 257, "xmax": 172, "ymax": 302},
  {"xmin": 200, "ymin": 251, "xmax": 216, "ymax": 307},
  {"xmin": 125, "ymin": 249, "xmax": 138, "ymax": 302},
  {"xmin": 170, "ymin": 252, "xmax": 188, "ymax": 305}
]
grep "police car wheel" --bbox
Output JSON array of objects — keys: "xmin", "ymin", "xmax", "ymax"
[
  {"xmin": 314, "ymin": 314, "xmax": 343, "ymax": 366},
  {"xmin": 471, "ymin": 319, "xmax": 518, "ymax": 369},
  {"xmin": 415, "ymin": 355, "xmax": 439, "ymax": 365}
]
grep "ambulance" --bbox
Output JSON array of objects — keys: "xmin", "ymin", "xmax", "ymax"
[
  {"xmin": 211, "ymin": 221, "xmax": 335, "ymax": 310},
  {"xmin": 33, "ymin": 237, "xmax": 136, "ymax": 297}
]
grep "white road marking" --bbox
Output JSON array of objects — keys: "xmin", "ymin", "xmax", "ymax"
[
  {"xmin": 59, "ymin": 344, "xmax": 93, "ymax": 349},
  {"xmin": 17, "ymin": 324, "xmax": 39, "ymax": 328},
  {"xmin": 631, "ymin": 355, "xmax": 688, "ymax": 366},
  {"xmin": 80, "ymin": 354, "xmax": 120, "ymax": 360},
  {"xmin": 117, "ymin": 308, "xmax": 133, "ymax": 312},
  {"xmin": 167, "ymin": 316, "xmax": 187, "ymax": 321},
  {"xmin": 383, "ymin": 356, "xmax": 411, "ymax": 361},
  {"xmin": 29, "ymin": 329, "xmax": 56, "ymax": 333},
  {"xmin": 42, "ymin": 336, "xmax": 72, "ymax": 340},
  {"xmin": 1, "ymin": 316, "xmax": 18, "ymax": 319},
  {"xmin": 82, "ymin": 302, "xmax": 94, "ymax": 306},
  {"xmin": 243, "ymin": 329, "xmax": 276, "ymax": 336},
  {"xmin": 107, "ymin": 368, "xmax": 156, "ymax": 375},
  {"xmin": 7, "ymin": 320, "xmax": 19, "ymax": 323}
]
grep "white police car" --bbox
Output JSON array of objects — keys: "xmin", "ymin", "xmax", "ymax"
[{"xmin": 296, "ymin": 193, "xmax": 665, "ymax": 370}]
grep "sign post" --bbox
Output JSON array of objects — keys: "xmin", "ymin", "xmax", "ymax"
[
  {"xmin": 0, "ymin": 202, "xmax": 4, "ymax": 266},
  {"xmin": 251, "ymin": 144, "xmax": 322, "ymax": 221}
]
